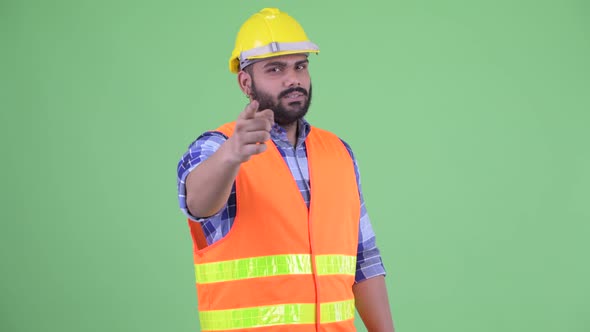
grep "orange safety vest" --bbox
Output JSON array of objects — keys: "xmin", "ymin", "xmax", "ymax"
[{"xmin": 188, "ymin": 122, "xmax": 361, "ymax": 331}]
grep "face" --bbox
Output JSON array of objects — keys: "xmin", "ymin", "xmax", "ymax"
[{"xmin": 243, "ymin": 54, "xmax": 312, "ymax": 127}]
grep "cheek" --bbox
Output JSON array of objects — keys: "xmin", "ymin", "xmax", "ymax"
[
  {"xmin": 299, "ymin": 72, "xmax": 311, "ymax": 87},
  {"xmin": 255, "ymin": 82, "xmax": 279, "ymax": 98}
]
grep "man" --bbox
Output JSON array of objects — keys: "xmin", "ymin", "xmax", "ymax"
[{"xmin": 177, "ymin": 8, "xmax": 394, "ymax": 332}]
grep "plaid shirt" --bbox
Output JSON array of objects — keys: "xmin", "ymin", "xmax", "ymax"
[{"xmin": 177, "ymin": 119, "xmax": 385, "ymax": 283}]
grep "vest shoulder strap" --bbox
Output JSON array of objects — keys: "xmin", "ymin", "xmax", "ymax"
[{"xmin": 215, "ymin": 122, "xmax": 236, "ymax": 137}]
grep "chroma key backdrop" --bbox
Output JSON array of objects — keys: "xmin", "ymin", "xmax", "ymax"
[{"xmin": 1, "ymin": 1, "xmax": 589, "ymax": 331}]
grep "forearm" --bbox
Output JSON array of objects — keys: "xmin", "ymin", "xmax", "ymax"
[
  {"xmin": 185, "ymin": 141, "xmax": 241, "ymax": 217},
  {"xmin": 353, "ymin": 275, "xmax": 395, "ymax": 332}
]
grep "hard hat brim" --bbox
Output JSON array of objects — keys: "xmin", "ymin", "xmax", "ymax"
[{"xmin": 230, "ymin": 42, "xmax": 319, "ymax": 73}]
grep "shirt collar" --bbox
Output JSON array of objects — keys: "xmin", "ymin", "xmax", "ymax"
[{"xmin": 270, "ymin": 118, "xmax": 311, "ymax": 147}]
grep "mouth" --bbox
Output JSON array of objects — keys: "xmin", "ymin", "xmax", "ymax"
[{"xmin": 282, "ymin": 92, "xmax": 305, "ymax": 100}]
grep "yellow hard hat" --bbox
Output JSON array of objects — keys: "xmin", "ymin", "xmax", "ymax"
[{"xmin": 229, "ymin": 8, "xmax": 320, "ymax": 73}]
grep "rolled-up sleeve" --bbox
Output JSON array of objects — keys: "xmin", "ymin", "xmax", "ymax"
[
  {"xmin": 340, "ymin": 140, "xmax": 387, "ymax": 283},
  {"xmin": 355, "ymin": 203, "xmax": 387, "ymax": 283}
]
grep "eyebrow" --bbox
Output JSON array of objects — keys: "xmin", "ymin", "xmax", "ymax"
[
  {"xmin": 263, "ymin": 61, "xmax": 287, "ymax": 68},
  {"xmin": 295, "ymin": 60, "xmax": 309, "ymax": 66}
]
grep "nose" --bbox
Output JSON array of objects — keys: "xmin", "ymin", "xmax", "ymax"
[{"xmin": 283, "ymin": 69, "xmax": 301, "ymax": 87}]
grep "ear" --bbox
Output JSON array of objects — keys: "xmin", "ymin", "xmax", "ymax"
[{"xmin": 237, "ymin": 71, "xmax": 252, "ymax": 97}]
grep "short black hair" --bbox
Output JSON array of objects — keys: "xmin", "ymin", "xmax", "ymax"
[{"xmin": 243, "ymin": 64, "xmax": 254, "ymax": 77}]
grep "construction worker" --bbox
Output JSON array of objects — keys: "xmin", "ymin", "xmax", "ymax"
[{"xmin": 177, "ymin": 8, "xmax": 395, "ymax": 332}]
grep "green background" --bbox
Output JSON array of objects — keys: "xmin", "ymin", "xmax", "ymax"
[{"xmin": 2, "ymin": 0, "xmax": 589, "ymax": 331}]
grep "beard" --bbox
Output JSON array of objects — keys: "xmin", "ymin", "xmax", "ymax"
[{"xmin": 250, "ymin": 82, "xmax": 312, "ymax": 127}]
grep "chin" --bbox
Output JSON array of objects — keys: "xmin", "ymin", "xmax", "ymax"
[{"xmin": 284, "ymin": 101, "xmax": 305, "ymax": 109}]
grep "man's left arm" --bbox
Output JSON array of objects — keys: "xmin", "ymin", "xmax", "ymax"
[
  {"xmin": 353, "ymin": 276, "xmax": 395, "ymax": 332},
  {"xmin": 341, "ymin": 140, "xmax": 395, "ymax": 331}
]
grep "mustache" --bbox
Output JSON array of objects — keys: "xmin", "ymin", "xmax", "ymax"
[{"xmin": 278, "ymin": 87, "xmax": 308, "ymax": 99}]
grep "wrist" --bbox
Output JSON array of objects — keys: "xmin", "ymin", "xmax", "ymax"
[{"xmin": 219, "ymin": 138, "xmax": 246, "ymax": 166}]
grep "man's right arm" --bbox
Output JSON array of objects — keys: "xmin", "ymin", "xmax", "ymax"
[
  {"xmin": 185, "ymin": 140, "xmax": 241, "ymax": 218},
  {"xmin": 185, "ymin": 100, "xmax": 274, "ymax": 217}
]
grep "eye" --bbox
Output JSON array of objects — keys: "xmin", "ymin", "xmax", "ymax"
[
  {"xmin": 296, "ymin": 63, "xmax": 308, "ymax": 70},
  {"xmin": 266, "ymin": 66, "xmax": 282, "ymax": 73}
]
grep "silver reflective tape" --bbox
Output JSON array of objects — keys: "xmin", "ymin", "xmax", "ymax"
[{"xmin": 239, "ymin": 41, "xmax": 319, "ymax": 70}]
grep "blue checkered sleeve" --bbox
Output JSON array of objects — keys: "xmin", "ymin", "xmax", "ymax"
[
  {"xmin": 177, "ymin": 132, "xmax": 228, "ymax": 221},
  {"xmin": 177, "ymin": 132, "xmax": 236, "ymax": 244},
  {"xmin": 340, "ymin": 141, "xmax": 387, "ymax": 283}
]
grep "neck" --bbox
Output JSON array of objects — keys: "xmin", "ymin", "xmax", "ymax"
[{"xmin": 282, "ymin": 121, "xmax": 298, "ymax": 147}]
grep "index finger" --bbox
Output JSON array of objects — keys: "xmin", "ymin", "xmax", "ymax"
[{"xmin": 241, "ymin": 100, "xmax": 259, "ymax": 119}]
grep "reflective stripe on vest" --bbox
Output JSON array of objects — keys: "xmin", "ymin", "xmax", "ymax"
[
  {"xmin": 199, "ymin": 299, "xmax": 355, "ymax": 331},
  {"xmin": 195, "ymin": 254, "xmax": 356, "ymax": 284}
]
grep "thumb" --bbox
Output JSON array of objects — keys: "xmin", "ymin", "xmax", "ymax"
[{"xmin": 256, "ymin": 108, "xmax": 274, "ymax": 125}]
